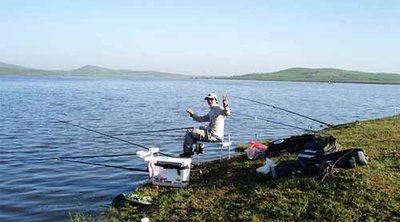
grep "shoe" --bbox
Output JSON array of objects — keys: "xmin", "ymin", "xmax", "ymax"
[
  {"xmin": 256, "ymin": 158, "xmax": 276, "ymax": 175},
  {"xmin": 194, "ymin": 143, "xmax": 205, "ymax": 154},
  {"xmin": 256, "ymin": 164, "xmax": 271, "ymax": 174},
  {"xmin": 179, "ymin": 152, "xmax": 194, "ymax": 158}
]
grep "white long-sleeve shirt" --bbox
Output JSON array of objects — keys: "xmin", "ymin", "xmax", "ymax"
[{"xmin": 191, "ymin": 104, "xmax": 230, "ymax": 140}]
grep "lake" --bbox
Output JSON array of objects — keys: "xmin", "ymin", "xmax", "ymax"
[{"xmin": 1, "ymin": 75, "xmax": 399, "ymax": 221}]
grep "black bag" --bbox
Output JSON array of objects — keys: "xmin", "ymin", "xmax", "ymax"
[
  {"xmin": 270, "ymin": 159, "xmax": 320, "ymax": 179},
  {"xmin": 270, "ymin": 149, "xmax": 368, "ymax": 179},
  {"xmin": 266, "ymin": 134, "xmax": 340, "ymax": 158},
  {"xmin": 305, "ymin": 148, "xmax": 368, "ymax": 169},
  {"xmin": 269, "ymin": 160, "xmax": 313, "ymax": 179}
]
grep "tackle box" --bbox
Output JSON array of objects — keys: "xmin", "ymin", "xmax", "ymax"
[{"xmin": 151, "ymin": 157, "xmax": 191, "ymax": 187}]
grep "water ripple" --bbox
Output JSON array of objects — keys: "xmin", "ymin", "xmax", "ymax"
[{"xmin": 1, "ymin": 76, "xmax": 399, "ymax": 221}]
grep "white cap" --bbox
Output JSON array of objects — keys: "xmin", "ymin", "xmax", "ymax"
[{"xmin": 204, "ymin": 93, "xmax": 218, "ymax": 100}]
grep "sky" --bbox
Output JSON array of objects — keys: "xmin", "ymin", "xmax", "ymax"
[{"xmin": 1, "ymin": 0, "xmax": 399, "ymax": 76}]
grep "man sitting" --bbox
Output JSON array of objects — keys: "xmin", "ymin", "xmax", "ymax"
[{"xmin": 180, "ymin": 93, "xmax": 230, "ymax": 158}]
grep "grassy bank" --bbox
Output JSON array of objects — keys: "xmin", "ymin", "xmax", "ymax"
[{"xmin": 73, "ymin": 115, "xmax": 400, "ymax": 221}]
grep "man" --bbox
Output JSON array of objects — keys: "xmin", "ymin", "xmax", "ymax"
[{"xmin": 180, "ymin": 93, "xmax": 230, "ymax": 158}]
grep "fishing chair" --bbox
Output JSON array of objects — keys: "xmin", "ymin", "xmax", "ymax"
[{"xmin": 194, "ymin": 134, "xmax": 232, "ymax": 165}]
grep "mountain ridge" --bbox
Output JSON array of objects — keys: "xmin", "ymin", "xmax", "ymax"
[
  {"xmin": 224, "ymin": 67, "xmax": 400, "ymax": 84},
  {"xmin": 1, "ymin": 61, "xmax": 400, "ymax": 83},
  {"xmin": 0, "ymin": 62, "xmax": 190, "ymax": 79},
  {"xmin": 0, "ymin": 61, "xmax": 31, "ymax": 70},
  {"xmin": 71, "ymin": 65, "xmax": 116, "ymax": 73}
]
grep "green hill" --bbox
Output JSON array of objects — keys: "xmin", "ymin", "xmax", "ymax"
[
  {"xmin": 0, "ymin": 62, "xmax": 190, "ymax": 80},
  {"xmin": 0, "ymin": 61, "xmax": 30, "ymax": 70},
  {"xmin": 2, "ymin": 61, "xmax": 400, "ymax": 83},
  {"xmin": 229, "ymin": 68, "xmax": 400, "ymax": 84},
  {"xmin": 0, "ymin": 61, "xmax": 52, "ymax": 74},
  {"xmin": 70, "ymin": 65, "xmax": 117, "ymax": 74}
]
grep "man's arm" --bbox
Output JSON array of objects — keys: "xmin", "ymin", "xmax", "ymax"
[{"xmin": 186, "ymin": 109, "xmax": 210, "ymax": 122}]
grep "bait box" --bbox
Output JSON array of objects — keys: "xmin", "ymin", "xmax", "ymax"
[{"xmin": 151, "ymin": 157, "xmax": 191, "ymax": 187}]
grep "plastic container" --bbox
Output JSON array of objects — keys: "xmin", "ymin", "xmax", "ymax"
[{"xmin": 151, "ymin": 157, "xmax": 192, "ymax": 187}]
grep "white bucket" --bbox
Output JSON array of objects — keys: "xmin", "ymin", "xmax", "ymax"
[{"xmin": 151, "ymin": 157, "xmax": 191, "ymax": 187}]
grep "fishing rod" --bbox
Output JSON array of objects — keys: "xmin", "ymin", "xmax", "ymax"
[
  {"xmin": 55, "ymin": 120, "xmax": 175, "ymax": 158},
  {"xmin": 60, "ymin": 159, "xmax": 148, "ymax": 173},
  {"xmin": 111, "ymin": 127, "xmax": 194, "ymax": 136},
  {"xmin": 237, "ymin": 113, "xmax": 320, "ymax": 133},
  {"xmin": 231, "ymin": 95, "xmax": 333, "ymax": 127},
  {"xmin": 12, "ymin": 156, "xmax": 149, "ymax": 173},
  {"xmin": 21, "ymin": 153, "xmax": 142, "ymax": 162}
]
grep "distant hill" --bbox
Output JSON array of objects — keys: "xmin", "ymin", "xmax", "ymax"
[
  {"xmin": 227, "ymin": 68, "xmax": 400, "ymax": 84},
  {"xmin": 2, "ymin": 61, "xmax": 400, "ymax": 83},
  {"xmin": 0, "ymin": 61, "xmax": 52, "ymax": 75},
  {"xmin": 0, "ymin": 61, "xmax": 30, "ymax": 70},
  {"xmin": 71, "ymin": 65, "xmax": 116, "ymax": 74},
  {"xmin": 117, "ymin": 70, "xmax": 192, "ymax": 79},
  {"xmin": 0, "ymin": 61, "xmax": 190, "ymax": 79}
]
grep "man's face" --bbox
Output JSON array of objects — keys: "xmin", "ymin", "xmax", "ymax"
[{"xmin": 206, "ymin": 98, "xmax": 216, "ymax": 107}]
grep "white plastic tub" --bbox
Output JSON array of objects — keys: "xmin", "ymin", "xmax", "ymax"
[{"xmin": 151, "ymin": 157, "xmax": 192, "ymax": 187}]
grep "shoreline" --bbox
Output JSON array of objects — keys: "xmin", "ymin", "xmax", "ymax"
[
  {"xmin": 214, "ymin": 77, "xmax": 400, "ymax": 85},
  {"xmin": 2, "ymin": 73, "xmax": 400, "ymax": 85},
  {"xmin": 72, "ymin": 114, "xmax": 400, "ymax": 221}
]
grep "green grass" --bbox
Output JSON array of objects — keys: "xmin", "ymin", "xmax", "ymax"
[{"xmin": 71, "ymin": 115, "xmax": 400, "ymax": 221}]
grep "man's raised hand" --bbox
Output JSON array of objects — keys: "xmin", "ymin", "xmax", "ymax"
[
  {"xmin": 223, "ymin": 95, "xmax": 229, "ymax": 108},
  {"xmin": 186, "ymin": 109, "xmax": 194, "ymax": 117}
]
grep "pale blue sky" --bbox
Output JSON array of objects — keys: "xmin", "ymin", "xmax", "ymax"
[{"xmin": 1, "ymin": 0, "xmax": 399, "ymax": 75}]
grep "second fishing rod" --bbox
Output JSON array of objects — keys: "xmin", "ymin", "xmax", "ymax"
[
  {"xmin": 55, "ymin": 119, "xmax": 176, "ymax": 158},
  {"xmin": 235, "ymin": 112, "xmax": 320, "ymax": 133},
  {"xmin": 231, "ymin": 95, "xmax": 333, "ymax": 127}
]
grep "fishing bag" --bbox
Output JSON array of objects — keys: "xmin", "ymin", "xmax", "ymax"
[
  {"xmin": 270, "ymin": 148, "xmax": 368, "ymax": 179},
  {"xmin": 304, "ymin": 148, "xmax": 368, "ymax": 169},
  {"xmin": 266, "ymin": 134, "xmax": 340, "ymax": 158}
]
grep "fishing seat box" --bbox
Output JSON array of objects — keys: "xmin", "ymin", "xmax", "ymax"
[{"xmin": 152, "ymin": 157, "xmax": 191, "ymax": 187}]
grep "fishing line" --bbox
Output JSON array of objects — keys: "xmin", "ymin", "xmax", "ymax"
[
  {"xmin": 137, "ymin": 134, "xmax": 186, "ymax": 138},
  {"xmin": 11, "ymin": 155, "xmax": 148, "ymax": 173},
  {"xmin": 111, "ymin": 126, "xmax": 193, "ymax": 136},
  {"xmin": 236, "ymin": 113, "xmax": 320, "ymax": 133},
  {"xmin": 231, "ymin": 95, "xmax": 333, "ymax": 127},
  {"xmin": 55, "ymin": 119, "xmax": 175, "ymax": 158},
  {"xmin": 60, "ymin": 159, "xmax": 148, "ymax": 173},
  {"xmin": 20, "ymin": 153, "xmax": 141, "ymax": 162}
]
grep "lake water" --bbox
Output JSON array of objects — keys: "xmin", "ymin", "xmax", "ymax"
[{"xmin": 1, "ymin": 75, "xmax": 399, "ymax": 221}]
